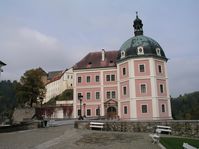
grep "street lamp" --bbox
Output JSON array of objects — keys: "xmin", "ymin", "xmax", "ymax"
[
  {"xmin": 97, "ymin": 105, "xmax": 100, "ymax": 117},
  {"xmin": 83, "ymin": 103, "xmax": 86, "ymax": 118},
  {"xmin": 78, "ymin": 94, "xmax": 83, "ymax": 120}
]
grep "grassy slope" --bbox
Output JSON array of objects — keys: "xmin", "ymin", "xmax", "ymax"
[{"xmin": 160, "ymin": 137, "xmax": 199, "ymax": 149}]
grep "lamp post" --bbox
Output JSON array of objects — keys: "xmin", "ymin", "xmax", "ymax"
[
  {"xmin": 97, "ymin": 105, "xmax": 100, "ymax": 117},
  {"xmin": 78, "ymin": 94, "xmax": 83, "ymax": 120},
  {"xmin": 83, "ymin": 103, "xmax": 86, "ymax": 118}
]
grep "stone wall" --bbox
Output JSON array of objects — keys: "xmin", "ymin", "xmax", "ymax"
[{"xmin": 75, "ymin": 120, "xmax": 199, "ymax": 138}]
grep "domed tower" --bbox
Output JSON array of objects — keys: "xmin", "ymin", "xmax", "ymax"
[{"xmin": 117, "ymin": 13, "xmax": 172, "ymax": 120}]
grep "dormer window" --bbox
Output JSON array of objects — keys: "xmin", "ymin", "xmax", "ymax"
[
  {"xmin": 121, "ymin": 50, "xmax": 125, "ymax": 58},
  {"xmin": 156, "ymin": 48, "xmax": 161, "ymax": 56},
  {"xmin": 137, "ymin": 46, "xmax": 144, "ymax": 55}
]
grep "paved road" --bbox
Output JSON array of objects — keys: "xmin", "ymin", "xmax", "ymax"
[{"xmin": 0, "ymin": 122, "xmax": 160, "ymax": 149}]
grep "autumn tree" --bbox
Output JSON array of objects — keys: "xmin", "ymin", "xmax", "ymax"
[{"xmin": 16, "ymin": 68, "xmax": 46, "ymax": 107}]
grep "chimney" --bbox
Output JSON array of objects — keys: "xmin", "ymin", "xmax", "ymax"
[{"xmin": 102, "ymin": 49, "xmax": 105, "ymax": 61}]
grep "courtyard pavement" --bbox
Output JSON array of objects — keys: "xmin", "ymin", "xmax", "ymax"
[{"xmin": 0, "ymin": 122, "xmax": 160, "ymax": 149}]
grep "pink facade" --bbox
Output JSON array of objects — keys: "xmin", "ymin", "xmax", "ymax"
[
  {"xmin": 136, "ymin": 100, "xmax": 153, "ymax": 119},
  {"xmin": 119, "ymin": 62, "xmax": 129, "ymax": 79},
  {"xmin": 120, "ymin": 81, "xmax": 129, "ymax": 99},
  {"xmin": 155, "ymin": 60, "xmax": 165, "ymax": 76},
  {"xmin": 104, "ymin": 86, "xmax": 118, "ymax": 101},
  {"xmin": 120, "ymin": 101, "xmax": 130, "ymax": 119},
  {"xmin": 158, "ymin": 99, "xmax": 169, "ymax": 118},
  {"xmin": 135, "ymin": 79, "xmax": 152, "ymax": 97},
  {"xmin": 134, "ymin": 60, "xmax": 150, "ymax": 76},
  {"xmin": 103, "ymin": 70, "xmax": 117, "ymax": 85},
  {"xmin": 76, "ymin": 72, "xmax": 100, "ymax": 86},
  {"xmin": 157, "ymin": 79, "xmax": 167, "ymax": 96}
]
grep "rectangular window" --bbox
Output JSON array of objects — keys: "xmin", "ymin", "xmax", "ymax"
[
  {"xmin": 139, "ymin": 64, "xmax": 145, "ymax": 72},
  {"xmin": 96, "ymin": 108, "xmax": 100, "ymax": 116},
  {"xmin": 95, "ymin": 75, "xmax": 100, "ymax": 82},
  {"xmin": 111, "ymin": 74, "xmax": 115, "ymax": 81},
  {"xmin": 123, "ymin": 86, "xmax": 127, "ymax": 95},
  {"xmin": 86, "ymin": 76, "xmax": 90, "ymax": 83},
  {"xmin": 158, "ymin": 65, "xmax": 162, "ymax": 73},
  {"xmin": 87, "ymin": 109, "xmax": 91, "ymax": 116},
  {"xmin": 123, "ymin": 67, "xmax": 126, "ymax": 75},
  {"xmin": 78, "ymin": 109, "xmax": 81, "ymax": 116},
  {"xmin": 161, "ymin": 104, "xmax": 165, "ymax": 112},
  {"xmin": 112, "ymin": 91, "xmax": 116, "ymax": 99},
  {"xmin": 106, "ymin": 75, "xmax": 110, "ymax": 81},
  {"xmin": 77, "ymin": 93, "xmax": 82, "ymax": 99},
  {"xmin": 86, "ymin": 92, "xmax": 91, "ymax": 100},
  {"xmin": 141, "ymin": 84, "xmax": 146, "ymax": 93},
  {"xmin": 124, "ymin": 106, "xmax": 128, "ymax": 114},
  {"xmin": 160, "ymin": 84, "xmax": 164, "ymax": 93},
  {"xmin": 96, "ymin": 92, "xmax": 100, "ymax": 99},
  {"xmin": 77, "ymin": 77, "xmax": 82, "ymax": 83},
  {"xmin": 107, "ymin": 91, "xmax": 111, "ymax": 99},
  {"xmin": 142, "ymin": 105, "xmax": 147, "ymax": 113}
]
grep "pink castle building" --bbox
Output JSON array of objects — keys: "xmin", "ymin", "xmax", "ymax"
[{"xmin": 73, "ymin": 14, "xmax": 172, "ymax": 120}]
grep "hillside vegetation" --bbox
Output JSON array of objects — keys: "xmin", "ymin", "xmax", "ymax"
[{"xmin": 171, "ymin": 91, "xmax": 199, "ymax": 120}]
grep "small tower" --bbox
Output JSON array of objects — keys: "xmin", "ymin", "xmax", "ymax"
[{"xmin": 133, "ymin": 12, "xmax": 143, "ymax": 36}]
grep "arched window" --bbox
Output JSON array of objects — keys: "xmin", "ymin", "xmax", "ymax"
[
  {"xmin": 161, "ymin": 104, "xmax": 165, "ymax": 113},
  {"xmin": 121, "ymin": 50, "xmax": 125, "ymax": 58},
  {"xmin": 156, "ymin": 48, "xmax": 161, "ymax": 56}
]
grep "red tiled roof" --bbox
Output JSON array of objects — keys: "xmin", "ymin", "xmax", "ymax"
[{"xmin": 73, "ymin": 50, "xmax": 118, "ymax": 70}]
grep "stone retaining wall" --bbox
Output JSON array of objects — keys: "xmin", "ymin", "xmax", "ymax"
[{"xmin": 74, "ymin": 120, "xmax": 199, "ymax": 138}]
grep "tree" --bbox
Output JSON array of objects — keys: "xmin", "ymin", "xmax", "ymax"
[{"xmin": 16, "ymin": 68, "xmax": 46, "ymax": 107}]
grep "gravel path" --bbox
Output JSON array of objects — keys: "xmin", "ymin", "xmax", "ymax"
[{"xmin": 0, "ymin": 123, "xmax": 160, "ymax": 149}]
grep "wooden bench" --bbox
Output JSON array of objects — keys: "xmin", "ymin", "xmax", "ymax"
[
  {"xmin": 183, "ymin": 143, "xmax": 197, "ymax": 149},
  {"xmin": 156, "ymin": 125, "xmax": 171, "ymax": 134},
  {"xmin": 90, "ymin": 122, "xmax": 104, "ymax": 130},
  {"xmin": 149, "ymin": 134, "xmax": 160, "ymax": 144}
]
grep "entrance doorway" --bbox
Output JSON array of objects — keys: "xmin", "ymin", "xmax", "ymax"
[{"xmin": 107, "ymin": 106, "xmax": 117, "ymax": 119}]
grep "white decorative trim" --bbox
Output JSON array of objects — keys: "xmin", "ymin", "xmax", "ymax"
[
  {"xmin": 156, "ymin": 48, "xmax": 161, "ymax": 56},
  {"xmin": 121, "ymin": 50, "xmax": 125, "ymax": 58},
  {"xmin": 137, "ymin": 46, "xmax": 144, "ymax": 55}
]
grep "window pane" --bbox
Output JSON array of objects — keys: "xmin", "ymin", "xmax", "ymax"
[
  {"xmin": 78, "ymin": 93, "xmax": 82, "ymax": 99},
  {"xmin": 78, "ymin": 77, "xmax": 81, "ymax": 83},
  {"xmin": 87, "ymin": 76, "xmax": 90, "ymax": 82},
  {"xmin": 87, "ymin": 92, "xmax": 90, "ymax": 99},
  {"xmin": 124, "ymin": 106, "xmax": 128, "ymax": 114},
  {"xmin": 142, "ymin": 105, "xmax": 147, "ymax": 113},
  {"xmin": 160, "ymin": 84, "xmax": 164, "ymax": 93},
  {"xmin": 123, "ymin": 68, "xmax": 126, "ymax": 75},
  {"xmin": 112, "ymin": 91, "xmax": 116, "ymax": 98},
  {"xmin": 139, "ymin": 65, "xmax": 145, "ymax": 72},
  {"xmin": 96, "ymin": 108, "xmax": 100, "ymax": 116},
  {"xmin": 96, "ymin": 92, "xmax": 100, "ymax": 99},
  {"xmin": 111, "ymin": 75, "xmax": 115, "ymax": 81},
  {"xmin": 123, "ymin": 86, "xmax": 127, "ymax": 95},
  {"xmin": 141, "ymin": 84, "xmax": 146, "ymax": 93},
  {"xmin": 158, "ymin": 65, "xmax": 162, "ymax": 73},
  {"xmin": 162, "ymin": 104, "xmax": 165, "ymax": 112},
  {"xmin": 96, "ymin": 76, "xmax": 100, "ymax": 82},
  {"xmin": 87, "ymin": 109, "xmax": 91, "ymax": 116},
  {"xmin": 106, "ymin": 75, "xmax": 110, "ymax": 81},
  {"xmin": 78, "ymin": 109, "xmax": 81, "ymax": 116},
  {"xmin": 107, "ymin": 92, "xmax": 110, "ymax": 99}
]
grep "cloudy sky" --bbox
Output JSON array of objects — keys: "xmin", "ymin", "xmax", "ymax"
[{"xmin": 0, "ymin": 0, "xmax": 199, "ymax": 97}]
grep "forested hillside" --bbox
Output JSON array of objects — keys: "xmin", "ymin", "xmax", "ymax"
[
  {"xmin": 0, "ymin": 80, "xmax": 17, "ymax": 122},
  {"xmin": 171, "ymin": 91, "xmax": 199, "ymax": 120}
]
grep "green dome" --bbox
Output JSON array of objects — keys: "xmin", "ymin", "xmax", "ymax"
[
  {"xmin": 117, "ymin": 13, "xmax": 168, "ymax": 61},
  {"xmin": 118, "ymin": 35, "xmax": 167, "ymax": 60}
]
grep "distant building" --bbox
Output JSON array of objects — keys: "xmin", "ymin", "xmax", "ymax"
[
  {"xmin": 43, "ymin": 68, "xmax": 74, "ymax": 103},
  {"xmin": 73, "ymin": 14, "xmax": 172, "ymax": 120},
  {"xmin": 0, "ymin": 60, "xmax": 6, "ymax": 78}
]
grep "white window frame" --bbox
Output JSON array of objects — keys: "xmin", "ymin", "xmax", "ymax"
[
  {"xmin": 86, "ymin": 76, "xmax": 91, "ymax": 83},
  {"xmin": 140, "ymin": 83, "xmax": 147, "ymax": 94},
  {"xmin": 139, "ymin": 64, "xmax": 145, "ymax": 73},
  {"xmin": 161, "ymin": 104, "xmax": 166, "ymax": 113},
  {"xmin": 156, "ymin": 48, "xmax": 161, "ymax": 56},
  {"xmin": 123, "ymin": 86, "xmax": 127, "ymax": 96},
  {"xmin": 86, "ymin": 92, "xmax": 91, "ymax": 100},
  {"xmin": 141, "ymin": 104, "xmax": 148, "ymax": 113},
  {"xmin": 137, "ymin": 46, "xmax": 144, "ymax": 55},
  {"xmin": 160, "ymin": 84, "xmax": 164, "ymax": 93},
  {"xmin": 122, "ymin": 67, "xmax": 126, "ymax": 76},
  {"xmin": 95, "ymin": 108, "xmax": 100, "ymax": 116},
  {"xmin": 95, "ymin": 75, "xmax": 100, "ymax": 82},
  {"xmin": 77, "ymin": 76, "xmax": 82, "ymax": 83},
  {"xmin": 121, "ymin": 50, "xmax": 125, "ymax": 58},
  {"xmin": 112, "ymin": 91, "xmax": 116, "ymax": 99},
  {"xmin": 86, "ymin": 109, "xmax": 91, "ymax": 116},
  {"xmin": 123, "ymin": 105, "xmax": 128, "ymax": 114},
  {"xmin": 95, "ymin": 91, "xmax": 100, "ymax": 100}
]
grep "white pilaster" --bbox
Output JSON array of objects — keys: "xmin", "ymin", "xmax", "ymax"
[
  {"xmin": 117, "ymin": 63, "xmax": 121, "ymax": 117},
  {"xmin": 100, "ymin": 70, "xmax": 105, "ymax": 116}
]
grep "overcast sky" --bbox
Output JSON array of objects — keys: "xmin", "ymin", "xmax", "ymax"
[{"xmin": 0, "ymin": 0, "xmax": 199, "ymax": 97}]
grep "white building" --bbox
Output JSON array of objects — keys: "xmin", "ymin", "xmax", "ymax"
[{"xmin": 43, "ymin": 68, "xmax": 74, "ymax": 103}]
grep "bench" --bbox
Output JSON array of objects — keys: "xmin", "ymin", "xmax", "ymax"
[
  {"xmin": 90, "ymin": 122, "xmax": 104, "ymax": 130},
  {"xmin": 183, "ymin": 143, "xmax": 197, "ymax": 149},
  {"xmin": 149, "ymin": 134, "xmax": 160, "ymax": 144},
  {"xmin": 156, "ymin": 125, "xmax": 171, "ymax": 134}
]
